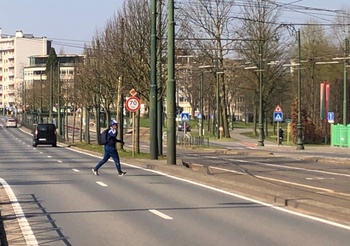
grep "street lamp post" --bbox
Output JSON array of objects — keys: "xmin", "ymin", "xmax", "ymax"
[
  {"xmin": 198, "ymin": 65, "xmax": 214, "ymax": 137},
  {"xmin": 40, "ymin": 72, "xmax": 43, "ymax": 114},
  {"xmin": 167, "ymin": 0, "xmax": 176, "ymax": 165},
  {"xmin": 216, "ymin": 71, "xmax": 225, "ymax": 139},
  {"xmin": 200, "ymin": 71, "xmax": 203, "ymax": 137},
  {"xmin": 258, "ymin": 40, "xmax": 264, "ymax": 146},
  {"xmin": 344, "ymin": 38, "xmax": 349, "ymax": 125},
  {"xmin": 296, "ymin": 29, "xmax": 304, "ymax": 150}
]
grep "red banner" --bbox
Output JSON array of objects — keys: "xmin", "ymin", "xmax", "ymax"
[
  {"xmin": 325, "ymin": 82, "xmax": 330, "ymax": 120},
  {"xmin": 320, "ymin": 81, "xmax": 330, "ymax": 121}
]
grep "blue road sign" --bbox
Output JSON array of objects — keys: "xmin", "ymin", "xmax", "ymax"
[
  {"xmin": 180, "ymin": 112, "xmax": 190, "ymax": 122},
  {"xmin": 197, "ymin": 112, "xmax": 202, "ymax": 119},
  {"xmin": 273, "ymin": 112, "xmax": 283, "ymax": 122},
  {"xmin": 327, "ymin": 112, "xmax": 334, "ymax": 123}
]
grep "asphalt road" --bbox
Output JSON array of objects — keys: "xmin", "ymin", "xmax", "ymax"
[{"xmin": 1, "ymin": 119, "xmax": 350, "ymax": 245}]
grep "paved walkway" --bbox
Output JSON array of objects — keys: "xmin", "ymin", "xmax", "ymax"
[{"xmin": 208, "ymin": 127, "xmax": 350, "ymax": 163}]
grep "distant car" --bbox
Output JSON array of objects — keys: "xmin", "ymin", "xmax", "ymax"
[
  {"xmin": 32, "ymin": 123, "xmax": 57, "ymax": 147},
  {"xmin": 5, "ymin": 118, "xmax": 17, "ymax": 128},
  {"xmin": 178, "ymin": 123, "xmax": 191, "ymax": 132}
]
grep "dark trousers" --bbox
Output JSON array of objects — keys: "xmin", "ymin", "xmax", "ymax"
[{"xmin": 95, "ymin": 147, "xmax": 122, "ymax": 173}]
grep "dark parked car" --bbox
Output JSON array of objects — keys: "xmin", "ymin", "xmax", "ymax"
[
  {"xmin": 178, "ymin": 123, "xmax": 191, "ymax": 132},
  {"xmin": 32, "ymin": 123, "xmax": 57, "ymax": 147}
]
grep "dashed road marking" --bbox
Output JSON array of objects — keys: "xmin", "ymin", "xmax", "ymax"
[
  {"xmin": 306, "ymin": 177, "xmax": 335, "ymax": 180},
  {"xmin": 72, "ymin": 169, "xmax": 79, "ymax": 172},
  {"xmin": 149, "ymin": 209, "xmax": 173, "ymax": 220},
  {"xmin": 96, "ymin": 181, "xmax": 108, "ymax": 187}
]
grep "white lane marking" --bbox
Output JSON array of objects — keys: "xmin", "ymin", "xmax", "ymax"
[
  {"xmin": 209, "ymin": 166, "xmax": 245, "ymax": 175},
  {"xmin": 255, "ymin": 175, "xmax": 333, "ymax": 193},
  {"xmin": 212, "ymin": 166, "xmax": 350, "ymax": 197},
  {"xmin": 149, "ymin": 209, "xmax": 173, "ymax": 220},
  {"xmin": 96, "ymin": 181, "xmax": 108, "ymax": 187},
  {"xmin": 125, "ymin": 163, "xmax": 350, "ymax": 231},
  {"xmin": 47, "ymin": 156, "xmax": 52, "ymax": 158},
  {"xmin": 57, "ymin": 160, "xmax": 62, "ymax": 163},
  {"xmin": 66, "ymin": 146, "xmax": 350, "ymax": 230},
  {"xmin": 230, "ymin": 158, "xmax": 350, "ymax": 178},
  {"xmin": 72, "ymin": 169, "xmax": 80, "ymax": 172},
  {"xmin": 0, "ymin": 178, "xmax": 39, "ymax": 245},
  {"xmin": 306, "ymin": 177, "xmax": 335, "ymax": 180}
]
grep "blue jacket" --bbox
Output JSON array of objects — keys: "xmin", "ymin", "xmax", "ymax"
[{"xmin": 105, "ymin": 128, "xmax": 120, "ymax": 148}]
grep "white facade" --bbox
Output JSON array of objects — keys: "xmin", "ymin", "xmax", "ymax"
[
  {"xmin": 0, "ymin": 29, "xmax": 50, "ymax": 111},
  {"xmin": 23, "ymin": 54, "xmax": 83, "ymax": 112}
]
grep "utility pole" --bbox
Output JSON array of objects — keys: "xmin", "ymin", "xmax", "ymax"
[
  {"xmin": 258, "ymin": 40, "xmax": 264, "ymax": 146},
  {"xmin": 198, "ymin": 65, "xmax": 214, "ymax": 137},
  {"xmin": 49, "ymin": 66, "xmax": 53, "ymax": 124},
  {"xmin": 344, "ymin": 38, "xmax": 349, "ymax": 125},
  {"xmin": 167, "ymin": 0, "xmax": 176, "ymax": 165},
  {"xmin": 216, "ymin": 68, "xmax": 220, "ymax": 139},
  {"xmin": 200, "ymin": 71, "xmax": 204, "ymax": 137},
  {"xmin": 150, "ymin": 0, "xmax": 158, "ymax": 159},
  {"xmin": 296, "ymin": 29, "xmax": 304, "ymax": 150},
  {"xmin": 157, "ymin": 0, "xmax": 163, "ymax": 156},
  {"xmin": 57, "ymin": 62, "xmax": 61, "ymax": 136}
]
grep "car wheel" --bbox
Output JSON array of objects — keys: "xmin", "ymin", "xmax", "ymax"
[
  {"xmin": 33, "ymin": 143, "xmax": 37, "ymax": 147},
  {"xmin": 52, "ymin": 143, "xmax": 57, "ymax": 147}
]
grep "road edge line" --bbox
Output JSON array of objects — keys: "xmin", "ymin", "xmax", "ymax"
[{"xmin": 0, "ymin": 178, "xmax": 38, "ymax": 246}]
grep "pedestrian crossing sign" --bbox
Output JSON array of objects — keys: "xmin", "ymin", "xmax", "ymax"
[
  {"xmin": 180, "ymin": 113, "xmax": 190, "ymax": 122},
  {"xmin": 273, "ymin": 112, "xmax": 283, "ymax": 122}
]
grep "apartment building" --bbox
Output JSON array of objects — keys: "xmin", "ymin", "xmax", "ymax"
[
  {"xmin": 23, "ymin": 54, "xmax": 84, "ymax": 112},
  {"xmin": 0, "ymin": 29, "xmax": 51, "ymax": 113}
]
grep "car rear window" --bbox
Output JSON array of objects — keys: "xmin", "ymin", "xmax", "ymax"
[
  {"xmin": 8, "ymin": 119, "xmax": 16, "ymax": 122},
  {"xmin": 38, "ymin": 126, "xmax": 47, "ymax": 131},
  {"xmin": 37, "ymin": 124, "xmax": 55, "ymax": 132}
]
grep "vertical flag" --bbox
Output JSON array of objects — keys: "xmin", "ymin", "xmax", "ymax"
[
  {"xmin": 325, "ymin": 81, "xmax": 330, "ymax": 120},
  {"xmin": 320, "ymin": 81, "xmax": 331, "ymax": 121},
  {"xmin": 320, "ymin": 82, "xmax": 325, "ymax": 120}
]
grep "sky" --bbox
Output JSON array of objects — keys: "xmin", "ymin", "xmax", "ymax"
[{"xmin": 0, "ymin": 0, "xmax": 350, "ymax": 55}]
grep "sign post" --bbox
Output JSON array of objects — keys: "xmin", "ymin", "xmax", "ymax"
[
  {"xmin": 180, "ymin": 112, "xmax": 189, "ymax": 136},
  {"xmin": 126, "ymin": 91, "xmax": 141, "ymax": 157},
  {"xmin": 273, "ymin": 105, "xmax": 283, "ymax": 146}
]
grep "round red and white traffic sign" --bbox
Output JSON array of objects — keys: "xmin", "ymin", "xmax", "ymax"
[{"xmin": 126, "ymin": 97, "xmax": 141, "ymax": 112}]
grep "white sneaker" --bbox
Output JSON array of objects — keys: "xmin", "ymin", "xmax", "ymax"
[{"xmin": 92, "ymin": 168, "xmax": 99, "ymax": 176}]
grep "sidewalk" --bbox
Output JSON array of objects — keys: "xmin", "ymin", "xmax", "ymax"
[{"xmin": 210, "ymin": 127, "xmax": 350, "ymax": 164}]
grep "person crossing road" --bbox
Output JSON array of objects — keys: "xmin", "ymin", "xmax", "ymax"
[{"xmin": 92, "ymin": 119, "xmax": 126, "ymax": 176}]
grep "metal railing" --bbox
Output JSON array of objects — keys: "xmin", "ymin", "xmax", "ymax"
[{"xmin": 176, "ymin": 135, "xmax": 209, "ymax": 147}]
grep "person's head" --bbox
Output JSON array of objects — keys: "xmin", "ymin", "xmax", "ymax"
[{"xmin": 109, "ymin": 119, "xmax": 118, "ymax": 129}]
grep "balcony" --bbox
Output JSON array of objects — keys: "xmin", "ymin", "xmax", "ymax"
[
  {"xmin": 7, "ymin": 90, "xmax": 15, "ymax": 95},
  {"xmin": 8, "ymin": 63, "xmax": 14, "ymax": 68},
  {"xmin": 0, "ymin": 45, "xmax": 14, "ymax": 51},
  {"xmin": 8, "ymin": 55, "xmax": 14, "ymax": 59}
]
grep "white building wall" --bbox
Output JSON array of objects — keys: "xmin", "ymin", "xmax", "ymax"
[{"xmin": 0, "ymin": 31, "xmax": 49, "ymax": 112}]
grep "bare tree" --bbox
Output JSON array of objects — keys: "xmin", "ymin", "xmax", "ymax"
[
  {"xmin": 298, "ymin": 23, "xmax": 340, "ymax": 126},
  {"xmin": 236, "ymin": 0, "xmax": 291, "ymax": 136},
  {"xmin": 177, "ymin": 0, "xmax": 238, "ymax": 138},
  {"xmin": 332, "ymin": 8, "xmax": 350, "ymax": 46}
]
